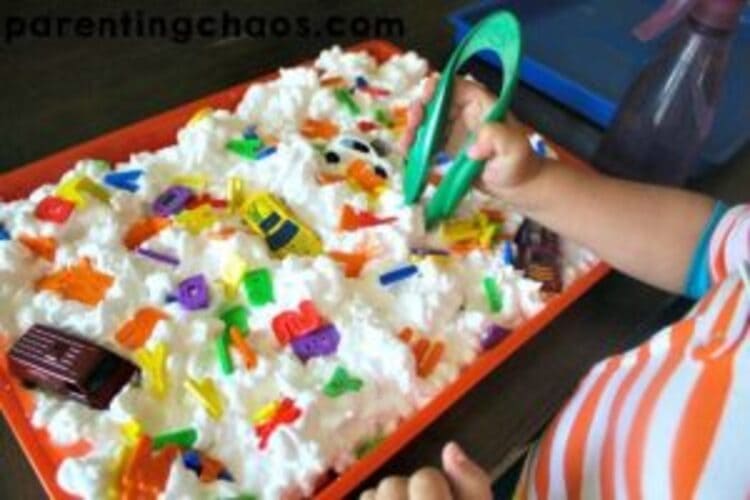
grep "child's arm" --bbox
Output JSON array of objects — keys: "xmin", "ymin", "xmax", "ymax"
[
  {"xmin": 468, "ymin": 123, "xmax": 716, "ymax": 294},
  {"xmin": 402, "ymin": 77, "xmax": 716, "ymax": 295}
]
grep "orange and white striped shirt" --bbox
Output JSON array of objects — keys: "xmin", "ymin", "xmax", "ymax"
[{"xmin": 518, "ymin": 204, "xmax": 750, "ymax": 500}]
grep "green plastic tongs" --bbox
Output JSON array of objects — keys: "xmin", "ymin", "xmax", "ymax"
[{"xmin": 403, "ymin": 11, "xmax": 522, "ymax": 228}]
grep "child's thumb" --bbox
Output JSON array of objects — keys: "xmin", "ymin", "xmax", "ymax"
[
  {"xmin": 467, "ymin": 123, "xmax": 527, "ymax": 161},
  {"xmin": 441, "ymin": 442, "xmax": 492, "ymax": 500}
]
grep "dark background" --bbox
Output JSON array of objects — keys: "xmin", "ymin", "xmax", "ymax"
[{"xmin": 1, "ymin": 1, "xmax": 749, "ymax": 498}]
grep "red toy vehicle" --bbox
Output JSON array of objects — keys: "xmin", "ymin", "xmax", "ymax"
[
  {"xmin": 7, "ymin": 324, "xmax": 139, "ymax": 409},
  {"xmin": 514, "ymin": 219, "xmax": 563, "ymax": 293}
]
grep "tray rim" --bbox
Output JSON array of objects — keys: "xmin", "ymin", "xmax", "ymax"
[{"xmin": 0, "ymin": 38, "xmax": 609, "ymax": 500}]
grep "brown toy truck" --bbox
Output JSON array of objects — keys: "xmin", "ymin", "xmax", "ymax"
[
  {"xmin": 7, "ymin": 324, "xmax": 139, "ymax": 409},
  {"xmin": 514, "ymin": 219, "xmax": 563, "ymax": 293}
]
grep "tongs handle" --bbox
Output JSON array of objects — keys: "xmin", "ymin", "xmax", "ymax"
[{"xmin": 403, "ymin": 11, "xmax": 522, "ymax": 228}]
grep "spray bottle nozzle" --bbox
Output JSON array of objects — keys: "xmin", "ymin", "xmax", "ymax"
[
  {"xmin": 633, "ymin": 0, "xmax": 699, "ymax": 41},
  {"xmin": 635, "ymin": 0, "xmax": 747, "ymax": 41}
]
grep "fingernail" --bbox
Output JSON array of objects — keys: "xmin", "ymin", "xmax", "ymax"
[
  {"xmin": 448, "ymin": 442, "xmax": 467, "ymax": 465},
  {"xmin": 467, "ymin": 144, "xmax": 480, "ymax": 159}
]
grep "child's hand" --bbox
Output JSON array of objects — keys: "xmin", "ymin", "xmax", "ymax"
[
  {"xmin": 399, "ymin": 76, "xmax": 494, "ymax": 156},
  {"xmin": 400, "ymin": 75, "xmax": 542, "ymax": 199},
  {"xmin": 469, "ymin": 122, "xmax": 542, "ymax": 198},
  {"xmin": 359, "ymin": 442, "xmax": 492, "ymax": 500}
]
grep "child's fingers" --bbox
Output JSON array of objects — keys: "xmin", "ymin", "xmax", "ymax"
[
  {"xmin": 399, "ymin": 76, "xmax": 498, "ymax": 155},
  {"xmin": 397, "ymin": 75, "xmax": 436, "ymax": 154},
  {"xmin": 453, "ymin": 78, "xmax": 491, "ymax": 106},
  {"xmin": 420, "ymin": 74, "xmax": 438, "ymax": 105},
  {"xmin": 375, "ymin": 476, "xmax": 409, "ymax": 500},
  {"xmin": 468, "ymin": 122, "xmax": 529, "ymax": 161},
  {"xmin": 506, "ymin": 112, "xmax": 521, "ymax": 127},
  {"xmin": 441, "ymin": 442, "xmax": 492, "ymax": 500},
  {"xmin": 408, "ymin": 467, "xmax": 453, "ymax": 499},
  {"xmin": 398, "ymin": 102, "xmax": 424, "ymax": 153},
  {"xmin": 467, "ymin": 123, "xmax": 503, "ymax": 160},
  {"xmin": 359, "ymin": 490, "xmax": 376, "ymax": 500},
  {"xmin": 468, "ymin": 123, "xmax": 539, "ymax": 193},
  {"xmin": 399, "ymin": 75, "xmax": 436, "ymax": 152}
]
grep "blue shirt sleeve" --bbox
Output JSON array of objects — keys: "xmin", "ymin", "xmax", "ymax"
[{"xmin": 683, "ymin": 201, "xmax": 729, "ymax": 299}]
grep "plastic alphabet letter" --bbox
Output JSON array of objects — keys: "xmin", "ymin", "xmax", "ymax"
[
  {"xmin": 374, "ymin": 108, "xmax": 393, "ymax": 127},
  {"xmin": 175, "ymin": 205, "xmax": 217, "ymax": 235},
  {"xmin": 355, "ymin": 435, "xmax": 384, "ymax": 459},
  {"xmin": 271, "ymin": 300, "xmax": 323, "ymax": 345},
  {"xmin": 104, "ymin": 170, "xmax": 143, "ymax": 192},
  {"xmin": 75, "ymin": 176, "xmax": 111, "ymax": 204},
  {"xmin": 397, "ymin": 328, "xmax": 445, "ymax": 378},
  {"xmin": 503, "ymin": 240, "xmax": 514, "ymax": 266},
  {"xmin": 300, "ymin": 118, "xmax": 339, "ymax": 140},
  {"xmin": 440, "ymin": 216, "xmax": 483, "ymax": 244},
  {"xmin": 184, "ymin": 377, "xmax": 224, "ymax": 420},
  {"xmin": 220, "ymin": 305, "xmax": 249, "ymax": 335},
  {"xmin": 480, "ymin": 323, "xmax": 511, "ymax": 350},
  {"xmin": 333, "ymin": 88, "xmax": 361, "ymax": 115},
  {"xmin": 117, "ymin": 308, "xmax": 170, "ymax": 350},
  {"xmin": 135, "ymin": 247, "xmax": 179, "ymax": 267},
  {"xmin": 35, "ymin": 196, "xmax": 75, "ymax": 224},
  {"xmin": 229, "ymin": 327, "xmax": 257, "ymax": 370},
  {"xmin": 171, "ymin": 174, "xmax": 207, "ymax": 191},
  {"xmin": 120, "ymin": 436, "xmax": 179, "ymax": 500},
  {"xmin": 177, "ymin": 275, "xmax": 211, "ymax": 311},
  {"xmin": 255, "ymin": 146, "xmax": 277, "ymax": 160},
  {"xmin": 56, "ymin": 176, "xmax": 87, "ymax": 207},
  {"xmin": 320, "ymin": 75, "xmax": 346, "ymax": 87},
  {"xmin": 187, "ymin": 107, "xmax": 213, "ymax": 126},
  {"xmin": 482, "ymin": 277, "xmax": 503, "ymax": 313},
  {"xmin": 253, "ymin": 397, "xmax": 302, "ymax": 449},
  {"xmin": 417, "ymin": 341, "xmax": 444, "ymax": 378},
  {"xmin": 56, "ymin": 175, "xmax": 110, "ymax": 207},
  {"xmin": 323, "ymin": 366, "xmax": 363, "ymax": 397},
  {"xmin": 221, "ymin": 252, "xmax": 248, "ymax": 298},
  {"xmin": 357, "ymin": 121, "xmax": 378, "ymax": 133},
  {"xmin": 226, "ymin": 137, "xmax": 262, "ymax": 159},
  {"xmin": 123, "ymin": 217, "xmax": 170, "ymax": 250},
  {"xmin": 252, "ymin": 400, "xmax": 281, "ymax": 426},
  {"xmin": 362, "ymin": 86, "xmax": 391, "ymax": 99},
  {"xmin": 290, "ymin": 324, "xmax": 340, "ymax": 363},
  {"xmin": 227, "ymin": 177, "xmax": 245, "ymax": 213},
  {"xmin": 121, "ymin": 419, "xmax": 143, "ymax": 444},
  {"xmin": 378, "ymin": 265, "xmax": 419, "ymax": 286},
  {"xmin": 152, "ymin": 427, "xmax": 198, "ymax": 450},
  {"xmin": 215, "ymin": 330, "xmax": 234, "ymax": 375},
  {"xmin": 346, "ymin": 159, "xmax": 386, "ymax": 193},
  {"xmin": 133, "ymin": 341, "xmax": 168, "ymax": 397},
  {"xmin": 181, "ymin": 449, "xmax": 233, "ymax": 482},
  {"xmin": 152, "ymin": 186, "xmax": 194, "ymax": 217},
  {"xmin": 328, "ymin": 250, "xmax": 369, "ymax": 278},
  {"xmin": 36, "ymin": 258, "xmax": 114, "ymax": 305},
  {"xmin": 242, "ymin": 268, "xmax": 274, "ymax": 306},
  {"xmin": 20, "ymin": 234, "xmax": 57, "ymax": 262},
  {"xmin": 338, "ymin": 204, "xmax": 397, "ymax": 231}
]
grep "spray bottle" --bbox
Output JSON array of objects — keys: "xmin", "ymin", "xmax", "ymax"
[{"xmin": 593, "ymin": 0, "xmax": 746, "ymax": 185}]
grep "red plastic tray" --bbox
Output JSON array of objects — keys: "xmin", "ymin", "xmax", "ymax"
[{"xmin": 0, "ymin": 39, "xmax": 609, "ymax": 500}]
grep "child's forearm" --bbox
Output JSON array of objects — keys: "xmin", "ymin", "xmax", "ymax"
[{"xmin": 501, "ymin": 162, "xmax": 716, "ymax": 294}]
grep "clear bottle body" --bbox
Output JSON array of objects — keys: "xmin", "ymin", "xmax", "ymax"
[{"xmin": 593, "ymin": 17, "xmax": 734, "ymax": 185}]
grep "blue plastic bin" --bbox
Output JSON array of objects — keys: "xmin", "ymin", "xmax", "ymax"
[{"xmin": 449, "ymin": 0, "xmax": 750, "ymax": 168}]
